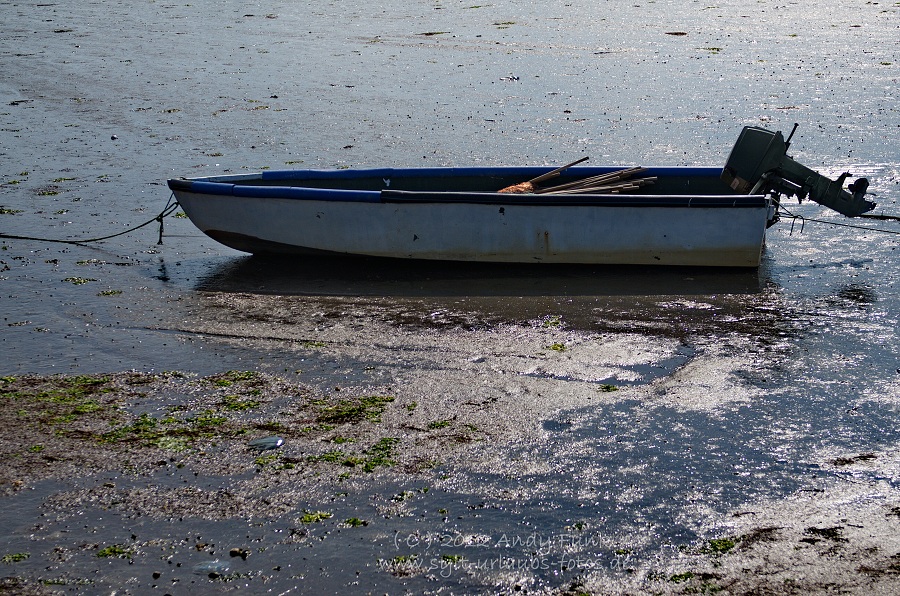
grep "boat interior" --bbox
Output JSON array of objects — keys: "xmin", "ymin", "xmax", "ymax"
[{"xmin": 207, "ymin": 166, "xmax": 745, "ymax": 196}]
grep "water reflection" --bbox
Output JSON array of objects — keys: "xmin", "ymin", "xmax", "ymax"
[
  {"xmin": 195, "ymin": 255, "xmax": 767, "ymax": 298},
  {"xmin": 193, "ymin": 255, "xmax": 785, "ymax": 337}
]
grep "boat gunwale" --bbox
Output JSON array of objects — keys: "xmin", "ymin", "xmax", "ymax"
[
  {"xmin": 167, "ymin": 166, "xmax": 769, "ymax": 208},
  {"xmin": 171, "ymin": 165, "xmax": 727, "ymax": 185},
  {"xmin": 380, "ymin": 190, "xmax": 768, "ymax": 208}
]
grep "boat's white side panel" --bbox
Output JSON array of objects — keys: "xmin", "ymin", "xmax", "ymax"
[{"xmin": 174, "ymin": 191, "xmax": 768, "ymax": 267}]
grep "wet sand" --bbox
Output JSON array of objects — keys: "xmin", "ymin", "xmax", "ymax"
[
  {"xmin": 2, "ymin": 0, "xmax": 900, "ymax": 594},
  {"xmin": 2, "ymin": 291, "xmax": 899, "ymax": 594}
]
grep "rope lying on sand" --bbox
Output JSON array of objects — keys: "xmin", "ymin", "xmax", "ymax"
[
  {"xmin": 0, "ymin": 196, "xmax": 180, "ymax": 245},
  {"xmin": 498, "ymin": 160, "xmax": 656, "ymax": 195}
]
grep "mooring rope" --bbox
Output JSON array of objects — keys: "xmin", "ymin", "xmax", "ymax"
[
  {"xmin": 0, "ymin": 195, "xmax": 180, "ymax": 245},
  {"xmin": 4, "ymin": 195, "xmax": 897, "ymax": 246},
  {"xmin": 778, "ymin": 205, "xmax": 900, "ymax": 237}
]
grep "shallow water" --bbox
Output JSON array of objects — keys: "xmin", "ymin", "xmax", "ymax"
[{"xmin": 1, "ymin": 0, "xmax": 899, "ymax": 593}]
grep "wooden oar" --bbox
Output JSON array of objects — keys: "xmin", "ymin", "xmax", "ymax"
[
  {"xmin": 541, "ymin": 176, "xmax": 656, "ymax": 195},
  {"xmin": 498, "ymin": 156, "xmax": 589, "ymax": 194},
  {"xmin": 535, "ymin": 166, "xmax": 646, "ymax": 194},
  {"xmin": 528, "ymin": 156, "xmax": 590, "ymax": 184}
]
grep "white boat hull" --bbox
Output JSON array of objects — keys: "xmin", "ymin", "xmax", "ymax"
[
  {"xmin": 173, "ymin": 199, "xmax": 770, "ymax": 267},
  {"xmin": 169, "ymin": 166, "xmax": 774, "ymax": 267}
]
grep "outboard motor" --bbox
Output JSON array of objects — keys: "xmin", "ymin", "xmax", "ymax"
[{"xmin": 721, "ymin": 124, "xmax": 875, "ymax": 217}]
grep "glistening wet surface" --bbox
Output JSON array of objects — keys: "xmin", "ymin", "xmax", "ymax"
[{"xmin": 1, "ymin": 0, "xmax": 899, "ymax": 593}]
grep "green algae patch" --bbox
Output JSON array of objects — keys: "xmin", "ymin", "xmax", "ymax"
[
  {"xmin": 62, "ymin": 277, "xmax": 97, "ymax": 285},
  {"xmin": 299, "ymin": 510, "xmax": 332, "ymax": 524},
  {"xmin": 0, "ymin": 374, "xmax": 117, "ymax": 430},
  {"xmin": 255, "ymin": 453, "xmax": 281, "ymax": 467},
  {"xmin": 343, "ymin": 517, "xmax": 368, "ymax": 527},
  {"xmin": 299, "ymin": 340, "xmax": 327, "ymax": 349},
  {"xmin": 0, "ymin": 372, "xmax": 272, "ymax": 489},
  {"xmin": 73, "ymin": 400, "xmax": 101, "ymax": 414},
  {"xmin": 541, "ymin": 315, "xmax": 562, "ymax": 328},
  {"xmin": 100, "ymin": 413, "xmax": 162, "ymax": 444},
  {"xmin": 96, "ymin": 544, "xmax": 133, "ymax": 559},
  {"xmin": 306, "ymin": 437, "xmax": 400, "ymax": 474},
  {"xmin": 209, "ymin": 370, "xmax": 261, "ymax": 387},
  {"xmin": 307, "ymin": 450, "xmax": 347, "ymax": 464},
  {"xmin": 669, "ymin": 571, "xmax": 695, "ymax": 582},
  {"xmin": 363, "ymin": 437, "xmax": 399, "ymax": 472},
  {"xmin": 101, "ymin": 408, "xmax": 233, "ymax": 447},
  {"xmin": 1, "ymin": 374, "xmax": 112, "ymax": 404},
  {"xmin": 0, "ymin": 370, "xmax": 475, "ymax": 513},
  {"xmin": 221, "ymin": 394, "xmax": 260, "ymax": 411},
  {"xmin": 707, "ymin": 537, "xmax": 737, "ymax": 554},
  {"xmin": 315, "ymin": 395, "xmax": 395, "ymax": 424}
]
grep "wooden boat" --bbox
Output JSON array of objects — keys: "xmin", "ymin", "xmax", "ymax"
[{"xmin": 166, "ymin": 126, "xmax": 874, "ymax": 268}]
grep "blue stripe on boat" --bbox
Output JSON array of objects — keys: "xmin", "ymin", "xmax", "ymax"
[
  {"xmin": 258, "ymin": 166, "xmax": 721, "ymax": 181},
  {"xmin": 380, "ymin": 190, "xmax": 767, "ymax": 207},
  {"xmin": 233, "ymin": 185, "xmax": 378, "ymax": 202}
]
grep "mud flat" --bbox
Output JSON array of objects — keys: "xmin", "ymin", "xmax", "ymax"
[
  {"xmin": 2, "ymin": 0, "xmax": 899, "ymax": 593},
  {"xmin": 2, "ymin": 287, "xmax": 899, "ymax": 594}
]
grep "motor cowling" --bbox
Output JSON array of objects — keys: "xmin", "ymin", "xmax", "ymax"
[{"xmin": 721, "ymin": 125, "xmax": 875, "ymax": 217}]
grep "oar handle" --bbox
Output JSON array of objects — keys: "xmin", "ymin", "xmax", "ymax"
[{"xmin": 527, "ymin": 156, "xmax": 590, "ymax": 185}]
